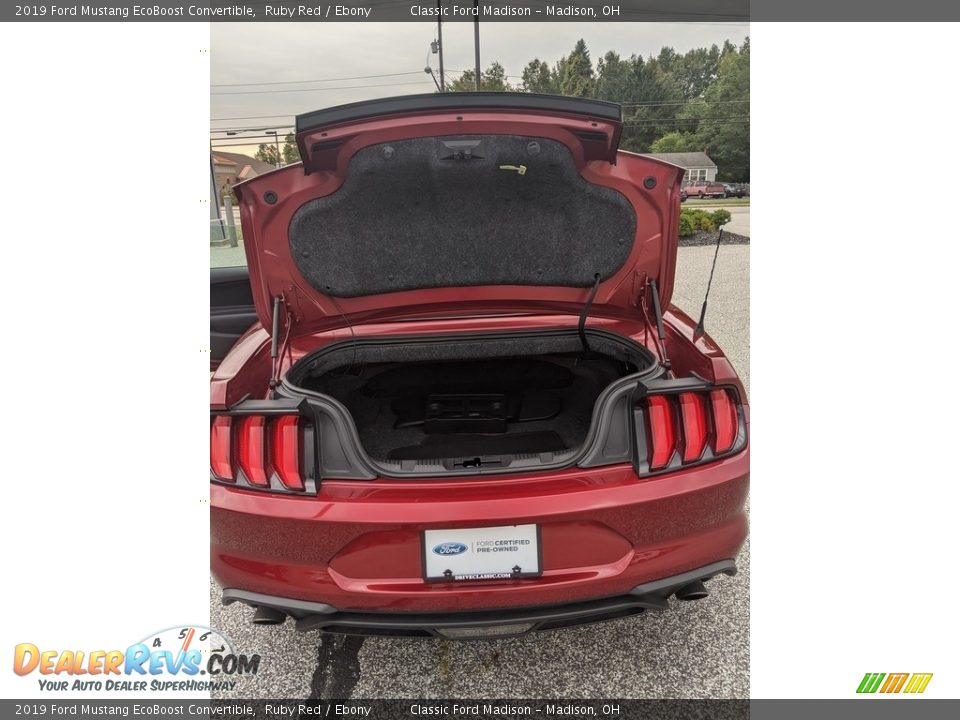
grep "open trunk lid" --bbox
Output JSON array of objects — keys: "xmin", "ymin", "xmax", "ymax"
[{"xmin": 233, "ymin": 93, "xmax": 684, "ymax": 334}]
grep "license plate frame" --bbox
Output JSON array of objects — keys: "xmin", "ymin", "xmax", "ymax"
[{"xmin": 421, "ymin": 524, "xmax": 543, "ymax": 582}]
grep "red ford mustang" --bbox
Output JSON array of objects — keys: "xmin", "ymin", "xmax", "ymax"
[{"xmin": 210, "ymin": 93, "xmax": 749, "ymax": 639}]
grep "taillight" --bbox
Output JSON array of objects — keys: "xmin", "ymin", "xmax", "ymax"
[
  {"xmin": 710, "ymin": 388, "xmax": 738, "ymax": 454},
  {"xmin": 641, "ymin": 386, "xmax": 743, "ymax": 474},
  {"xmin": 272, "ymin": 416, "xmax": 303, "ymax": 490},
  {"xmin": 209, "ymin": 414, "xmax": 308, "ymax": 492},
  {"xmin": 646, "ymin": 396, "xmax": 676, "ymax": 470},
  {"xmin": 237, "ymin": 416, "xmax": 268, "ymax": 487},
  {"xmin": 210, "ymin": 416, "xmax": 233, "ymax": 481},
  {"xmin": 679, "ymin": 392, "xmax": 708, "ymax": 463}
]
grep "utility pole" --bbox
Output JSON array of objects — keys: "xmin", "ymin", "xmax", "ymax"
[
  {"xmin": 210, "ymin": 148, "xmax": 227, "ymax": 244},
  {"xmin": 436, "ymin": 0, "xmax": 445, "ymax": 92},
  {"xmin": 473, "ymin": 0, "xmax": 481, "ymax": 91}
]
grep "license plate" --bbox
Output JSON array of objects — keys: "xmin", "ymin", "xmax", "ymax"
[{"xmin": 422, "ymin": 524, "xmax": 542, "ymax": 581}]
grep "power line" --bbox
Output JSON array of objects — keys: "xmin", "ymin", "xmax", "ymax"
[
  {"xmin": 624, "ymin": 119, "xmax": 748, "ymax": 126},
  {"xmin": 621, "ymin": 99, "xmax": 748, "ymax": 107},
  {"xmin": 211, "ymin": 71, "xmax": 426, "ymax": 88},
  {"xmin": 624, "ymin": 120, "xmax": 748, "ymax": 128},
  {"xmin": 211, "ymin": 133, "xmax": 293, "ymax": 141},
  {"xmin": 212, "ymin": 79, "xmax": 435, "ymax": 96},
  {"xmin": 211, "ymin": 141, "xmax": 287, "ymax": 150},
  {"xmin": 212, "ymin": 113, "xmax": 295, "ymax": 122},
  {"xmin": 211, "ymin": 125, "xmax": 296, "ymax": 135},
  {"xmin": 624, "ymin": 115, "xmax": 748, "ymax": 122}
]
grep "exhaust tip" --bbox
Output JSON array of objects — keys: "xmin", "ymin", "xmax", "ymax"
[
  {"xmin": 252, "ymin": 605, "xmax": 287, "ymax": 625},
  {"xmin": 674, "ymin": 580, "xmax": 709, "ymax": 601}
]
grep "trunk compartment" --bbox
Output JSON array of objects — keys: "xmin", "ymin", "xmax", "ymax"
[{"xmin": 283, "ymin": 330, "xmax": 655, "ymax": 472}]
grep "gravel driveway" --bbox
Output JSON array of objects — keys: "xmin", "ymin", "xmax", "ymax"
[{"xmin": 210, "ymin": 241, "xmax": 750, "ymax": 699}]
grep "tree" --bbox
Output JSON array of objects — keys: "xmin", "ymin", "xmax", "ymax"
[
  {"xmin": 254, "ymin": 143, "xmax": 280, "ymax": 166},
  {"xmin": 559, "ymin": 39, "xmax": 594, "ymax": 97},
  {"xmin": 449, "ymin": 69, "xmax": 477, "ymax": 92},
  {"xmin": 254, "ymin": 133, "xmax": 298, "ymax": 167},
  {"xmin": 449, "ymin": 62, "xmax": 513, "ymax": 92},
  {"xmin": 617, "ymin": 55, "xmax": 685, "ymax": 152},
  {"xmin": 669, "ymin": 45, "xmax": 722, "ymax": 100},
  {"xmin": 594, "ymin": 51, "xmax": 634, "ymax": 102},
  {"xmin": 650, "ymin": 132, "xmax": 700, "ymax": 153},
  {"xmin": 678, "ymin": 39, "xmax": 750, "ymax": 180},
  {"xmin": 481, "ymin": 62, "xmax": 510, "ymax": 92},
  {"xmin": 521, "ymin": 59, "xmax": 557, "ymax": 94},
  {"xmin": 282, "ymin": 133, "xmax": 298, "ymax": 165}
]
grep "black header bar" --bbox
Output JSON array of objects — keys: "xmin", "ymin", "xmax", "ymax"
[{"xmin": 5, "ymin": 0, "xmax": 959, "ymax": 23}]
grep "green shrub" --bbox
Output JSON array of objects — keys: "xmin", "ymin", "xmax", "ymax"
[
  {"xmin": 680, "ymin": 208, "xmax": 718, "ymax": 235},
  {"xmin": 679, "ymin": 208, "xmax": 733, "ymax": 237},
  {"xmin": 711, "ymin": 209, "xmax": 732, "ymax": 226},
  {"xmin": 696, "ymin": 212, "xmax": 716, "ymax": 231}
]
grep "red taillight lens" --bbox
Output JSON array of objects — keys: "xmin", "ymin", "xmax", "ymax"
[
  {"xmin": 710, "ymin": 388, "xmax": 739, "ymax": 454},
  {"xmin": 237, "ymin": 415, "xmax": 269, "ymax": 487},
  {"xmin": 272, "ymin": 416, "xmax": 303, "ymax": 490},
  {"xmin": 679, "ymin": 392, "xmax": 708, "ymax": 463},
  {"xmin": 646, "ymin": 395, "xmax": 676, "ymax": 470},
  {"xmin": 641, "ymin": 387, "xmax": 742, "ymax": 474},
  {"xmin": 211, "ymin": 413, "xmax": 308, "ymax": 492},
  {"xmin": 210, "ymin": 416, "xmax": 233, "ymax": 481}
]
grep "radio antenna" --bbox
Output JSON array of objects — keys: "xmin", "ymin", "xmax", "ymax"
[{"xmin": 694, "ymin": 228, "xmax": 724, "ymax": 339}]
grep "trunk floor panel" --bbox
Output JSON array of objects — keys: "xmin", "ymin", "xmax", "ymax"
[
  {"xmin": 303, "ymin": 354, "xmax": 627, "ymax": 462},
  {"xmin": 387, "ymin": 431, "xmax": 567, "ymax": 461}
]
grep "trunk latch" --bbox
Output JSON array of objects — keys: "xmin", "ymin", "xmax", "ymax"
[{"xmin": 453, "ymin": 456, "xmax": 504, "ymax": 470}]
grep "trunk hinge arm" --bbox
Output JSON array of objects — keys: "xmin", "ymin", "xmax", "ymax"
[
  {"xmin": 269, "ymin": 291, "xmax": 299, "ymax": 390},
  {"xmin": 578, "ymin": 273, "xmax": 602, "ymax": 353},
  {"xmin": 639, "ymin": 275, "xmax": 671, "ymax": 374}
]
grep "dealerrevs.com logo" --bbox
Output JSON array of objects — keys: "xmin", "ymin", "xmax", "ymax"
[
  {"xmin": 12, "ymin": 625, "xmax": 260, "ymax": 692},
  {"xmin": 857, "ymin": 672, "xmax": 933, "ymax": 694}
]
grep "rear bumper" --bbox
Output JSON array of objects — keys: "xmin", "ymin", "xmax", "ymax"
[
  {"xmin": 211, "ymin": 451, "xmax": 748, "ymax": 617},
  {"xmin": 222, "ymin": 560, "xmax": 736, "ymax": 638}
]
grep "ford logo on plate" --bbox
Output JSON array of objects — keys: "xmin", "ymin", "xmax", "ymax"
[{"xmin": 433, "ymin": 542, "xmax": 468, "ymax": 556}]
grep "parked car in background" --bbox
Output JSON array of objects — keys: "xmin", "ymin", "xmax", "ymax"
[
  {"xmin": 723, "ymin": 183, "xmax": 749, "ymax": 198},
  {"xmin": 683, "ymin": 179, "xmax": 727, "ymax": 199}
]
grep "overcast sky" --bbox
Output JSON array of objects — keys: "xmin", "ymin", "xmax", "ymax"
[{"xmin": 211, "ymin": 22, "xmax": 749, "ymax": 155}]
